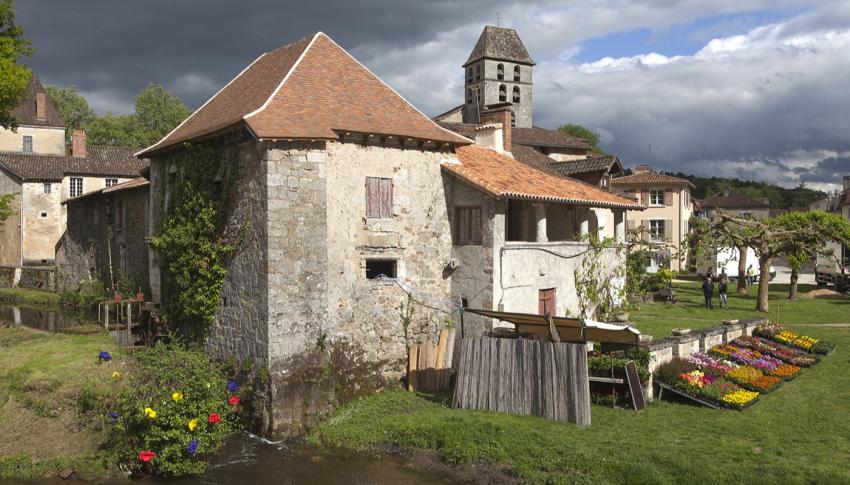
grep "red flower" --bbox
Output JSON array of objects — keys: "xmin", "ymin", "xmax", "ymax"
[
  {"xmin": 228, "ymin": 395, "xmax": 240, "ymax": 406},
  {"xmin": 208, "ymin": 412, "xmax": 221, "ymax": 424},
  {"xmin": 138, "ymin": 450, "xmax": 156, "ymax": 462}
]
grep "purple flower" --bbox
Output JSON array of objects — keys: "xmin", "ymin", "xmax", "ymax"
[
  {"xmin": 227, "ymin": 380, "xmax": 238, "ymax": 393},
  {"xmin": 187, "ymin": 439, "xmax": 199, "ymax": 455},
  {"xmin": 107, "ymin": 411, "xmax": 119, "ymax": 423},
  {"xmin": 98, "ymin": 351, "xmax": 112, "ymax": 362}
]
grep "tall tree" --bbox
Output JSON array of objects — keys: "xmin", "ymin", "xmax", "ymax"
[
  {"xmin": 133, "ymin": 83, "xmax": 190, "ymax": 148},
  {"xmin": 0, "ymin": 0, "xmax": 32, "ymax": 129},
  {"xmin": 45, "ymin": 85, "xmax": 96, "ymax": 137},
  {"xmin": 86, "ymin": 113, "xmax": 138, "ymax": 147},
  {"xmin": 558, "ymin": 123, "xmax": 603, "ymax": 153},
  {"xmin": 694, "ymin": 210, "xmax": 850, "ymax": 312}
]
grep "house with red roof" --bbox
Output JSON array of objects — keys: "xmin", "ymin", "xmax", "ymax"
[{"xmin": 139, "ymin": 31, "xmax": 641, "ymax": 437}]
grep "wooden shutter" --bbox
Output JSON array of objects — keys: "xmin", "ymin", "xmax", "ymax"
[
  {"xmin": 665, "ymin": 189, "xmax": 674, "ymax": 206},
  {"xmin": 366, "ymin": 177, "xmax": 393, "ymax": 218},
  {"xmin": 471, "ymin": 207, "xmax": 482, "ymax": 244},
  {"xmin": 455, "ymin": 207, "xmax": 482, "ymax": 245},
  {"xmin": 538, "ymin": 289, "xmax": 555, "ymax": 316},
  {"xmin": 665, "ymin": 219, "xmax": 674, "ymax": 242},
  {"xmin": 641, "ymin": 190, "xmax": 649, "ymax": 205},
  {"xmin": 640, "ymin": 219, "xmax": 649, "ymax": 241}
]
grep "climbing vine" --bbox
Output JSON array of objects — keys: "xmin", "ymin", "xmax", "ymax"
[
  {"xmin": 573, "ymin": 234, "xmax": 629, "ymax": 321},
  {"xmin": 150, "ymin": 143, "xmax": 243, "ymax": 342}
]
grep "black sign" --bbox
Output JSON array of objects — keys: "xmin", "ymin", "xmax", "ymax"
[{"xmin": 625, "ymin": 361, "xmax": 646, "ymax": 412}]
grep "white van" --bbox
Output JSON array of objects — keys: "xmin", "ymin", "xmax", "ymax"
[{"xmin": 715, "ymin": 247, "xmax": 776, "ymax": 281}]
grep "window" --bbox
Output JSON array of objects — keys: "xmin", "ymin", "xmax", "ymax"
[
  {"xmin": 105, "ymin": 178, "xmax": 119, "ymax": 187},
  {"xmin": 22, "ymin": 135, "xmax": 33, "ymax": 153},
  {"xmin": 538, "ymin": 288, "xmax": 555, "ymax": 316},
  {"xmin": 454, "ymin": 206, "xmax": 482, "ymax": 245},
  {"xmin": 475, "ymin": 64, "xmax": 481, "ymax": 81},
  {"xmin": 513, "ymin": 65, "xmax": 521, "ymax": 82},
  {"xmin": 739, "ymin": 211, "xmax": 752, "ymax": 219},
  {"xmin": 366, "ymin": 259, "xmax": 397, "ymax": 279},
  {"xmin": 497, "ymin": 63, "xmax": 505, "ymax": 80},
  {"xmin": 649, "ymin": 219, "xmax": 666, "ymax": 242},
  {"xmin": 365, "ymin": 177, "xmax": 393, "ymax": 218},
  {"xmin": 466, "ymin": 88, "xmax": 473, "ymax": 105},
  {"xmin": 39, "ymin": 211, "xmax": 47, "ymax": 218},
  {"xmin": 466, "ymin": 67, "xmax": 472, "ymax": 83},
  {"xmin": 649, "ymin": 189, "xmax": 664, "ymax": 206},
  {"xmin": 115, "ymin": 200, "xmax": 124, "ymax": 231},
  {"xmin": 512, "ymin": 86, "xmax": 520, "ymax": 103},
  {"xmin": 498, "ymin": 84, "xmax": 507, "ymax": 102},
  {"xmin": 69, "ymin": 177, "xmax": 83, "ymax": 198},
  {"xmin": 43, "ymin": 183, "xmax": 51, "ymax": 194}
]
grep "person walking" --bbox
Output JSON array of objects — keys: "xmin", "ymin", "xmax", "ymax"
[
  {"xmin": 702, "ymin": 275, "xmax": 715, "ymax": 309},
  {"xmin": 718, "ymin": 274, "xmax": 729, "ymax": 309},
  {"xmin": 746, "ymin": 264, "xmax": 755, "ymax": 285}
]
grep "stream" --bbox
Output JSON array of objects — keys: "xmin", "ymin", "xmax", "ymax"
[{"xmin": 0, "ymin": 303, "xmax": 91, "ymax": 331}]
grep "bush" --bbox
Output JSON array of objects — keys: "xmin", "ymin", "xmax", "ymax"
[
  {"xmin": 105, "ymin": 342, "xmax": 247, "ymax": 477},
  {"xmin": 61, "ymin": 277, "xmax": 106, "ymax": 310},
  {"xmin": 654, "ymin": 357, "xmax": 697, "ymax": 385},
  {"xmin": 587, "ymin": 348, "xmax": 651, "ymax": 382}
]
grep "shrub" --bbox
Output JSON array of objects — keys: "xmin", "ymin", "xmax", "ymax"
[
  {"xmin": 105, "ymin": 342, "xmax": 247, "ymax": 477},
  {"xmin": 654, "ymin": 357, "xmax": 697, "ymax": 385},
  {"xmin": 61, "ymin": 277, "xmax": 106, "ymax": 310}
]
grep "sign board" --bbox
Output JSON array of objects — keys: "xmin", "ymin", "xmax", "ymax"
[{"xmin": 625, "ymin": 361, "xmax": 646, "ymax": 412}]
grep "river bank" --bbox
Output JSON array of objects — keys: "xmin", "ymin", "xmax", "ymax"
[{"xmin": 0, "ymin": 288, "xmax": 61, "ymax": 308}]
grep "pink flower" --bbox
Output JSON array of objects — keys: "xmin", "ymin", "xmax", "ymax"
[
  {"xmin": 208, "ymin": 412, "xmax": 221, "ymax": 424},
  {"xmin": 228, "ymin": 395, "xmax": 240, "ymax": 406},
  {"xmin": 138, "ymin": 450, "xmax": 156, "ymax": 462}
]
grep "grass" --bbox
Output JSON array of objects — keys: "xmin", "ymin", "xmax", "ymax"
[
  {"xmin": 0, "ymin": 288, "xmax": 61, "ymax": 308},
  {"xmin": 309, "ymin": 283, "xmax": 850, "ymax": 484},
  {"xmin": 630, "ymin": 282, "xmax": 850, "ymax": 338},
  {"xmin": 0, "ymin": 326, "xmax": 124, "ymax": 480}
]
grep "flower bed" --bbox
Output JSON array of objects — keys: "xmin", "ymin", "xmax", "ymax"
[
  {"xmin": 655, "ymin": 326, "xmax": 831, "ymax": 409},
  {"xmin": 754, "ymin": 324, "xmax": 836, "ymax": 355}
]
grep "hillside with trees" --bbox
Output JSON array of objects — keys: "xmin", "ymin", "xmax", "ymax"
[{"xmin": 669, "ymin": 173, "xmax": 826, "ymax": 209}]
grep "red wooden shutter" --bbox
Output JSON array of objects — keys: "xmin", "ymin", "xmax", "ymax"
[
  {"xmin": 366, "ymin": 177, "xmax": 393, "ymax": 218},
  {"xmin": 380, "ymin": 178, "xmax": 393, "ymax": 218},
  {"xmin": 538, "ymin": 289, "xmax": 555, "ymax": 316}
]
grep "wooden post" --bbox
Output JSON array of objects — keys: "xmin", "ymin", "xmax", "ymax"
[
  {"xmin": 547, "ymin": 314, "xmax": 560, "ymax": 342},
  {"xmin": 407, "ymin": 344, "xmax": 419, "ymax": 392},
  {"xmin": 435, "ymin": 329, "xmax": 449, "ymax": 387}
]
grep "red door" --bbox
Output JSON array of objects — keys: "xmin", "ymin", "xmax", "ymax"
[{"xmin": 538, "ymin": 289, "xmax": 555, "ymax": 316}]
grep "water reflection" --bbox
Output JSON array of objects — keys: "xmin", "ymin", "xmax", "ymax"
[{"xmin": 0, "ymin": 304, "xmax": 90, "ymax": 331}]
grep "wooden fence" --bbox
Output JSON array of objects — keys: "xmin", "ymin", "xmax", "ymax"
[
  {"xmin": 407, "ymin": 328, "xmax": 457, "ymax": 392},
  {"xmin": 452, "ymin": 337, "xmax": 591, "ymax": 426}
]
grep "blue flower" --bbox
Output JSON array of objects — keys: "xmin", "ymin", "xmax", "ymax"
[
  {"xmin": 98, "ymin": 351, "xmax": 112, "ymax": 362},
  {"xmin": 227, "ymin": 380, "xmax": 238, "ymax": 393},
  {"xmin": 187, "ymin": 439, "xmax": 199, "ymax": 455},
  {"xmin": 107, "ymin": 411, "xmax": 119, "ymax": 423}
]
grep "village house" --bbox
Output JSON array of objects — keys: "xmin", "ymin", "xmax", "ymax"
[
  {"xmin": 55, "ymin": 177, "xmax": 151, "ymax": 295},
  {"xmin": 697, "ymin": 187, "xmax": 771, "ymax": 219},
  {"xmin": 0, "ymin": 74, "xmax": 146, "ymax": 283},
  {"xmin": 610, "ymin": 165, "xmax": 694, "ymax": 272},
  {"xmin": 136, "ymin": 31, "xmax": 640, "ymax": 437}
]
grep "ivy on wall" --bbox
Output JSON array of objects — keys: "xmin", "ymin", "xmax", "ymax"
[{"xmin": 150, "ymin": 143, "xmax": 243, "ymax": 342}]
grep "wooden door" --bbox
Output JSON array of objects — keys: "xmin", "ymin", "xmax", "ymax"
[{"xmin": 538, "ymin": 288, "xmax": 556, "ymax": 316}]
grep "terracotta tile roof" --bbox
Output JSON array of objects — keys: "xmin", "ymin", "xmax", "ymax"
[
  {"xmin": 63, "ymin": 177, "xmax": 149, "ymax": 205},
  {"xmin": 437, "ymin": 122, "xmax": 588, "ymax": 149},
  {"xmin": 610, "ymin": 171, "xmax": 695, "ymax": 188},
  {"xmin": 700, "ymin": 188, "xmax": 770, "ymax": 209},
  {"xmin": 10, "ymin": 74, "xmax": 65, "ymax": 128},
  {"xmin": 510, "ymin": 144, "xmax": 559, "ymax": 168},
  {"xmin": 444, "ymin": 145, "xmax": 642, "ymax": 209},
  {"xmin": 464, "ymin": 26, "xmax": 534, "ymax": 67},
  {"xmin": 139, "ymin": 33, "xmax": 469, "ymax": 157},
  {"xmin": 839, "ymin": 192, "xmax": 850, "ymax": 206},
  {"xmin": 0, "ymin": 145, "xmax": 147, "ymax": 182},
  {"xmin": 549, "ymin": 154, "xmax": 624, "ymax": 177}
]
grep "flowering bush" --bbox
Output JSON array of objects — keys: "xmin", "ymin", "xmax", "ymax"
[
  {"xmin": 721, "ymin": 389, "xmax": 759, "ymax": 408},
  {"xmin": 685, "ymin": 353, "xmax": 736, "ymax": 376},
  {"xmin": 775, "ymin": 331, "xmax": 817, "ymax": 351},
  {"xmin": 750, "ymin": 355, "xmax": 783, "ymax": 372},
  {"xmin": 754, "ymin": 324, "xmax": 835, "ymax": 355},
  {"xmin": 105, "ymin": 342, "xmax": 248, "ymax": 477},
  {"xmin": 678, "ymin": 370, "xmax": 715, "ymax": 389}
]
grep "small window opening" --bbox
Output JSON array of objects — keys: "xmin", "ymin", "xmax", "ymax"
[
  {"xmin": 497, "ymin": 64, "xmax": 504, "ymax": 80},
  {"xmin": 43, "ymin": 183, "xmax": 51, "ymax": 194},
  {"xmin": 513, "ymin": 65, "xmax": 521, "ymax": 82},
  {"xmin": 512, "ymin": 86, "xmax": 521, "ymax": 103},
  {"xmin": 498, "ymin": 84, "xmax": 507, "ymax": 102},
  {"xmin": 475, "ymin": 64, "xmax": 481, "ymax": 81},
  {"xmin": 461, "ymin": 297, "xmax": 469, "ymax": 308},
  {"xmin": 40, "ymin": 211, "xmax": 47, "ymax": 218},
  {"xmin": 366, "ymin": 259, "xmax": 397, "ymax": 279},
  {"xmin": 22, "ymin": 135, "xmax": 33, "ymax": 154}
]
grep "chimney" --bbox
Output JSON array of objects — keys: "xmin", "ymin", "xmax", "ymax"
[
  {"xmin": 36, "ymin": 92, "xmax": 47, "ymax": 121},
  {"xmin": 474, "ymin": 123, "xmax": 505, "ymax": 153},
  {"xmin": 71, "ymin": 130, "xmax": 86, "ymax": 158},
  {"xmin": 479, "ymin": 102, "xmax": 512, "ymax": 152},
  {"xmin": 634, "ymin": 164, "xmax": 651, "ymax": 174},
  {"xmin": 844, "ymin": 175, "xmax": 850, "ymax": 193}
]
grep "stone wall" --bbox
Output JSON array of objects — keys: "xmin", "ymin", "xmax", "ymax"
[
  {"xmin": 55, "ymin": 194, "xmax": 104, "ymax": 294},
  {"xmin": 0, "ymin": 168, "xmax": 21, "ymax": 267},
  {"xmin": 0, "ymin": 126, "xmax": 65, "ymax": 156},
  {"xmin": 22, "ymin": 181, "xmax": 63, "ymax": 265}
]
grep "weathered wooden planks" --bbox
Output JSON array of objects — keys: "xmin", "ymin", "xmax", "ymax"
[
  {"xmin": 407, "ymin": 328, "xmax": 457, "ymax": 392},
  {"xmin": 451, "ymin": 337, "xmax": 591, "ymax": 426}
]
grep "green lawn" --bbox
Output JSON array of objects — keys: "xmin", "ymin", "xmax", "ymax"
[
  {"xmin": 0, "ymin": 287, "xmax": 61, "ymax": 308},
  {"xmin": 630, "ymin": 281, "xmax": 849, "ymax": 338},
  {"xmin": 309, "ymin": 283, "xmax": 850, "ymax": 484},
  {"xmin": 0, "ymin": 327, "xmax": 123, "ymax": 480}
]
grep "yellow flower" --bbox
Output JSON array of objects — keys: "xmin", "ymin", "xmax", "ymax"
[
  {"xmin": 144, "ymin": 407, "xmax": 157, "ymax": 419},
  {"xmin": 172, "ymin": 391, "xmax": 184, "ymax": 402},
  {"xmin": 111, "ymin": 371, "xmax": 122, "ymax": 379},
  {"xmin": 188, "ymin": 418, "xmax": 198, "ymax": 431}
]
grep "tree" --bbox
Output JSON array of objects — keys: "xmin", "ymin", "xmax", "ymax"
[
  {"xmin": 558, "ymin": 123, "xmax": 603, "ymax": 153},
  {"xmin": 133, "ymin": 83, "xmax": 190, "ymax": 149},
  {"xmin": 693, "ymin": 210, "xmax": 850, "ymax": 312},
  {"xmin": 0, "ymin": 0, "xmax": 32, "ymax": 129},
  {"xmin": 87, "ymin": 113, "xmax": 138, "ymax": 147},
  {"xmin": 46, "ymin": 85, "xmax": 96, "ymax": 137},
  {"xmin": 786, "ymin": 250, "xmax": 809, "ymax": 301},
  {"xmin": 0, "ymin": 192, "xmax": 14, "ymax": 226}
]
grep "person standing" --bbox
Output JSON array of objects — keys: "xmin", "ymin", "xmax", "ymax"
[
  {"xmin": 718, "ymin": 274, "xmax": 729, "ymax": 309},
  {"xmin": 746, "ymin": 264, "xmax": 755, "ymax": 285},
  {"xmin": 702, "ymin": 276, "xmax": 715, "ymax": 309}
]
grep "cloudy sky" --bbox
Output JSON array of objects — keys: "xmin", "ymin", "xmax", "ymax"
[{"xmin": 15, "ymin": 1, "xmax": 850, "ymax": 191}]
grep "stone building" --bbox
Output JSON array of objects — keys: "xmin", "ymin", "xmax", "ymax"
[
  {"xmin": 137, "ymin": 31, "xmax": 641, "ymax": 437},
  {"xmin": 610, "ymin": 165, "xmax": 695, "ymax": 272},
  {"xmin": 0, "ymin": 74, "xmax": 147, "ymax": 274},
  {"xmin": 55, "ymin": 177, "xmax": 151, "ymax": 295},
  {"xmin": 698, "ymin": 187, "xmax": 771, "ymax": 220}
]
